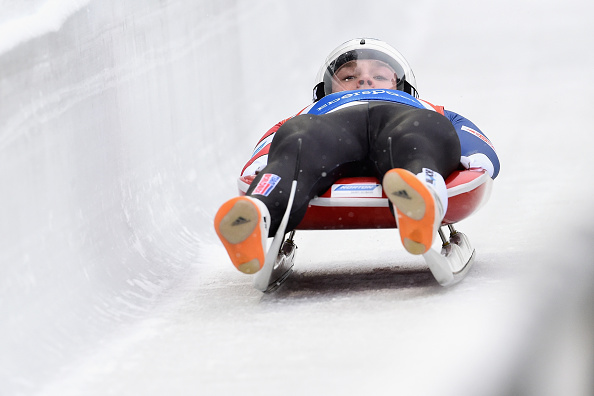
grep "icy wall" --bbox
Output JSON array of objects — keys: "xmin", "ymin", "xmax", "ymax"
[{"xmin": 0, "ymin": 0, "xmax": 255, "ymax": 392}]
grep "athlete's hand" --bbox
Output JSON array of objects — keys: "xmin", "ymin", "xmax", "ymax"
[{"xmin": 460, "ymin": 153, "xmax": 494, "ymax": 178}]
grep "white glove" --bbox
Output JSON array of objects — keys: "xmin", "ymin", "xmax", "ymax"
[{"xmin": 460, "ymin": 153, "xmax": 494, "ymax": 178}]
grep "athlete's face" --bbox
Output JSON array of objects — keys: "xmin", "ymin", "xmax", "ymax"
[{"xmin": 331, "ymin": 59, "xmax": 397, "ymax": 92}]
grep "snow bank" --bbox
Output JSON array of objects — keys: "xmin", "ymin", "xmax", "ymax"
[{"xmin": 0, "ymin": 0, "xmax": 91, "ymax": 54}]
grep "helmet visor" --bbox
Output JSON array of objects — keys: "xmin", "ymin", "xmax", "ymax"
[
  {"xmin": 330, "ymin": 58, "xmax": 398, "ymax": 93},
  {"xmin": 322, "ymin": 48, "xmax": 405, "ymax": 96}
]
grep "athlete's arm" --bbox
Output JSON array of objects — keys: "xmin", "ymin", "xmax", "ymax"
[{"xmin": 444, "ymin": 110, "xmax": 500, "ymax": 179}]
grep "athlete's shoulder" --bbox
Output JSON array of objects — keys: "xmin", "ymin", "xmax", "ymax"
[
  {"xmin": 257, "ymin": 105, "xmax": 309, "ymax": 142},
  {"xmin": 242, "ymin": 105, "xmax": 311, "ymax": 176},
  {"xmin": 418, "ymin": 98, "xmax": 445, "ymax": 115}
]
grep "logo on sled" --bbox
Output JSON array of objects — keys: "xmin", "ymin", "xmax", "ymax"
[{"xmin": 331, "ymin": 183, "xmax": 382, "ymax": 198}]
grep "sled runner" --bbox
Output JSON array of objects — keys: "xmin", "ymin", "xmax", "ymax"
[{"xmin": 237, "ymin": 169, "xmax": 493, "ymax": 292}]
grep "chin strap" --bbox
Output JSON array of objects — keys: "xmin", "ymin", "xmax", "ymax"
[
  {"xmin": 400, "ymin": 79, "xmax": 419, "ymax": 98},
  {"xmin": 312, "ymin": 82, "xmax": 325, "ymax": 102}
]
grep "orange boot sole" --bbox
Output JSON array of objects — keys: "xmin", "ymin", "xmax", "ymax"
[
  {"xmin": 214, "ymin": 197, "xmax": 267, "ymax": 274},
  {"xmin": 382, "ymin": 169, "xmax": 438, "ymax": 255}
]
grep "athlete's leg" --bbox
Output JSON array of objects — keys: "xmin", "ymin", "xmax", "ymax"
[
  {"xmin": 247, "ymin": 105, "xmax": 370, "ymax": 235},
  {"xmin": 215, "ymin": 105, "xmax": 370, "ymax": 274},
  {"xmin": 368, "ymin": 103, "xmax": 461, "ymax": 254},
  {"xmin": 368, "ymin": 103, "xmax": 461, "ymax": 177}
]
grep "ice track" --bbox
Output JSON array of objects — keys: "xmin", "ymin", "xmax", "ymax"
[{"xmin": 1, "ymin": 1, "xmax": 593, "ymax": 395}]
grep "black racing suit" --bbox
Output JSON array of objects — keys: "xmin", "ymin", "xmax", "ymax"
[{"xmin": 246, "ymin": 101, "xmax": 461, "ymax": 235}]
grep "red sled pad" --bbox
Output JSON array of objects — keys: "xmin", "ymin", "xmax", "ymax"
[{"xmin": 238, "ymin": 169, "xmax": 492, "ymax": 230}]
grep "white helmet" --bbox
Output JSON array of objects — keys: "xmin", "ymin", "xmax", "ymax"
[{"xmin": 313, "ymin": 38, "xmax": 418, "ymax": 101}]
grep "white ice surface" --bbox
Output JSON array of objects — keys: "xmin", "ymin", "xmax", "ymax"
[{"xmin": 1, "ymin": 1, "xmax": 593, "ymax": 395}]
